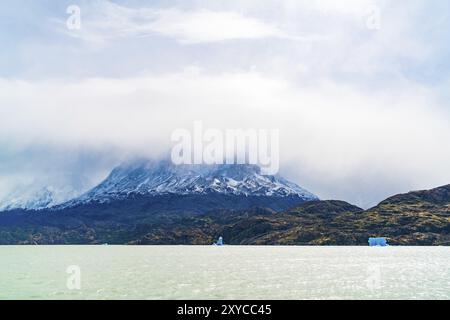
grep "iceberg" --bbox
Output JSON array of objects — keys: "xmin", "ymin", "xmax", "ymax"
[
  {"xmin": 368, "ymin": 237, "xmax": 388, "ymax": 247},
  {"xmin": 213, "ymin": 236, "xmax": 224, "ymax": 246}
]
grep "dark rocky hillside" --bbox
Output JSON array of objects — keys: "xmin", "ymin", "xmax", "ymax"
[{"xmin": 0, "ymin": 185, "xmax": 449, "ymax": 246}]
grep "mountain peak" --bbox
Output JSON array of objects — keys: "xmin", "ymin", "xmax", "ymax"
[{"xmin": 63, "ymin": 159, "xmax": 318, "ymax": 207}]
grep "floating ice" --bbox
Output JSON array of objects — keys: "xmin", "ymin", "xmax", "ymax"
[
  {"xmin": 368, "ymin": 237, "xmax": 388, "ymax": 247},
  {"xmin": 213, "ymin": 236, "xmax": 224, "ymax": 246}
]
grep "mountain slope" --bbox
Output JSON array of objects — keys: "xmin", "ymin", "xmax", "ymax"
[
  {"xmin": 0, "ymin": 200, "xmax": 363, "ymax": 245},
  {"xmin": 66, "ymin": 160, "xmax": 317, "ymax": 204},
  {"xmin": 378, "ymin": 184, "xmax": 450, "ymax": 206},
  {"xmin": 131, "ymin": 201, "xmax": 365, "ymax": 245},
  {"xmin": 0, "ymin": 184, "xmax": 448, "ymax": 245},
  {"xmin": 351, "ymin": 184, "xmax": 450, "ymax": 245},
  {"xmin": 0, "ymin": 186, "xmax": 84, "ymax": 211},
  {"xmin": 0, "ymin": 160, "xmax": 318, "ymax": 213},
  {"xmin": 0, "ymin": 187, "xmax": 54, "ymax": 211},
  {"xmin": 0, "ymin": 178, "xmax": 91, "ymax": 211},
  {"xmin": 59, "ymin": 160, "xmax": 318, "ymax": 213},
  {"xmin": 130, "ymin": 186, "xmax": 450, "ymax": 246}
]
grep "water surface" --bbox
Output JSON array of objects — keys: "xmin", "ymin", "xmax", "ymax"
[{"xmin": 1, "ymin": 246, "xmax": 449, "ymax": 299}]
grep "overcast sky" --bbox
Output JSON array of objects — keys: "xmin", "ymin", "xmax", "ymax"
[{"xmin": 0, "ymin": 0, "xmax": 449, "ymax": 208}]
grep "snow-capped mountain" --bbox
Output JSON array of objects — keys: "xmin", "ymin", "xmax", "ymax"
[
  {"xmin": 0, "ymin": 187, "xmax": 55, "ymax": 211},
  {"xmin": 0, "ymin": 174, "xmax": 93, "ymax": 211},
  {"xmin": 63, "ymin": 160, "xmax": 318, "ymax": 208},
  {"xmin": 0, "ymin": 185, "xmax": 85, "ymax": 211}
]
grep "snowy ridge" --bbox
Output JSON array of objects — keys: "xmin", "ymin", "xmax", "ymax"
[
  {"xmin": 0, "ymin": 187, "xmax": 54, "ymax": 211},
  {"xmin": 63, "ymin": 160, "xmax": 318, "ymax": 207},
  {"xmin": 0, "ymin": 186, "xmax": 84, "ymax": 211}
]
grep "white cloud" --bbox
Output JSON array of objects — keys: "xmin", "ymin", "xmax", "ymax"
[
  {"xmin": 149, "ymin": 9, "xmax": 283, "ymax": 44},
  {"xmin": 2, "ymin": 0, "xmax": 450, "ymax": 208},
  {"xmin": 304, "ymin": 0, "xmax": 381, "ymax": 15},
  {"xmin": 1, "ymin": 70, "xmax": 449, "ymax": 207},
  {"xmin": 62, "ymin": 1, "xmax": 283, "ymax": 44}
]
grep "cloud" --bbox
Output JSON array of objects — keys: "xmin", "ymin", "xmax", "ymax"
[
  {"xmin": 302, "ymin": 0, "xmax": 381, "ymax": 15},
  {"xmin": 1, "ymin": 69, "xmax": 449, "ymax": 207},
  {"xmin": 149, "ymin": 9, "xmax": 284, "ymax": 44},
  {"xmin": 2, "ymin": 0, "xmax": 450, "ymax": 208},
  {"xmin": 61, "ymin": 1, "xmax": 284, "ymax": 44}
]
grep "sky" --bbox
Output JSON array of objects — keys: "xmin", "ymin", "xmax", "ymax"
[{"xmin": 0, "ymin": 0, "xmax": 449, "ymax": 208}]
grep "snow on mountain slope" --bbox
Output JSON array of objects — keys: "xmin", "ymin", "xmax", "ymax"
[
  {"xmin": 0, "ymin": 172, "xmax": 95, "ymax": 211},
  {"xmin": 0, "ymin": 187, "xmax": 54, "ymax": 211},
  {"xmin": 63, "ymin": 160, "xmax": 318, "ymax": 207},
  {"xmin": 0, "ymin": 185, "xmax": 85, "ymax": 211}
]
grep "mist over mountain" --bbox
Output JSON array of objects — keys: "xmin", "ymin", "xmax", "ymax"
[
  {"xmin": 0, "ymin": 159, "xmax": 318, "ymax": 213},
  {"xmin": 1, "ymin": 0, "xmax": 450, "ymax": 212},
  {"xmin": 0, "ymin": 184, "xmax": 85, "ymax": 212}
]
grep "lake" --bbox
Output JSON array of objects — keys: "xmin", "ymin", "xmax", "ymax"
[{"xmin": 1, "ymin": 246, "xmax": 449, "ymax": 299}]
